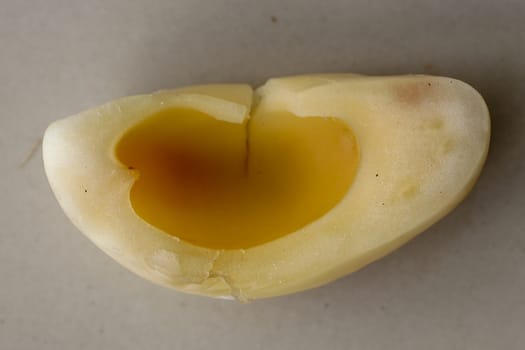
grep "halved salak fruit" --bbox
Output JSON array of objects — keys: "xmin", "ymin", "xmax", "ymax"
[{"xmin": 43, "ymin": 74, "xmax": 490, "ymax": 300}]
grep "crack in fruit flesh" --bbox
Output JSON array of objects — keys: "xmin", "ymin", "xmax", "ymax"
[{"xmin": 115, "ymin": 107, "xmax": 359, "ymax": 249}]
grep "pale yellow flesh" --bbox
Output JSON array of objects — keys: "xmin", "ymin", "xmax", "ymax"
[
  {"xmin": 43, "ymin": 74, "xmax": 490, "ymax": 300},
  {"xmin": 115, "ymin": 107, "xmax": 358, "ymax": 249}
]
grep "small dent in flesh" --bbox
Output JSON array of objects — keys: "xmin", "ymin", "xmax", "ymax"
[
  {"xmin": 401, "ymin": 184, "xmax": 420, "ymax": 199},
  {"xmin": 147, "ymin": 249, "xmax": 181, "ymax": 279},
  {"xmin": 391, "ymin": 178, "xmax": 421, "ymax": 203},
  {"xmin": 147, "ymin": 249, "xmax": 245, "ymax": 300},
  {"xmin": 426, "ymin": 118, "xmax": 444, "ymax": 130},
  {"xmin": 207, "ymin": 272, "xmax": 248, "ymax": 303},
  {"xmin": 441, "ymin": 139, "xmax": 456, "ymax": 155}
]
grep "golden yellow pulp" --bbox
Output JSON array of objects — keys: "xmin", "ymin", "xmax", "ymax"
[{"xmin": 115, "ymin": 108, "xmax": 359, "ymax": 249}]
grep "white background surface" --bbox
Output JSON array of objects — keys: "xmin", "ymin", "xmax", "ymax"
[{"xmin": 1, "ymin": 1, "xmax": 524, "ymax": 349}]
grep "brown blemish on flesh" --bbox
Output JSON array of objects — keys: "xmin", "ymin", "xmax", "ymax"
[{"xmin": 394, "ymin": 81, "xmax": 434, "ymax": 106}]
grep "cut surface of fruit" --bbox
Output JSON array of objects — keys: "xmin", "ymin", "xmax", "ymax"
[
  {"xmin": 43, "ymin": 75, "xmax": 490, "ymax": 300},
  {"xmin": 115, "ymin": 107, "xmax": 359, "ymax": 249}
]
